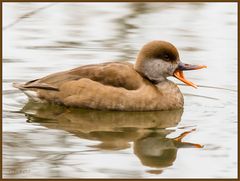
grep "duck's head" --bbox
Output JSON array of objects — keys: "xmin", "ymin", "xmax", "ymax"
[{"xmin": 134, "ymin": 40, "xmax": 207, "ymax": 88}]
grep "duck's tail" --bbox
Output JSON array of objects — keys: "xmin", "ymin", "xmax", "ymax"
[
  {"xmin": 12, "ymin": 82, "xmax": 27, "ymax": 90},
  {"xmin": 13, "ymin": 82, "xmax": 59, "ymax": 91},
  {"xmin": 13, "ymin": 81, "xmax": 59, "ymax": 102},
  {"xmin": 13, "ymin": 82, "xmax": 41, "ymax": 101}
]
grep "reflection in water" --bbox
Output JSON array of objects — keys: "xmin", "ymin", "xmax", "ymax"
[
  {"xmin": 135, "ymin": 129, "xmax": 202, "ymax": 171},
  {"xmin": 3, "ymin": 3, "xmax": 55, "ymax": 31},
  {"xmin": 21, "ymin": 101, "xmax": 201, "ymax": 173}
]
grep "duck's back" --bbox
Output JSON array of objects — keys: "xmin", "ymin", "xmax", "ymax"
[
  {"xmin": 30, "ymin": 62, "xmax": 140, "ymax": 88},
  {"xmin": 14, "ymin": 62, "xmax": 146, "ymax": 108},
  {"xmin": 14, "ymin": 62, "xmax": 183, "ymax": 111}
]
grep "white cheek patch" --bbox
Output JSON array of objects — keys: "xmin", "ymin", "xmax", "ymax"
[
  {"xmin": 167, "ymin": 63, "xmax": 178, "ymax": 75},
  {"xmin": 158, "ymin": 60, "xmax": 176, "ymax": 76},
  {"xmin": 142, "ymin": 59, "xmax": 178, "ymax": 81}
]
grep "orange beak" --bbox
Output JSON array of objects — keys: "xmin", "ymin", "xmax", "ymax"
[{"xmin": 173, "ymin": 62, "xmax": 207, "ymax": 88}]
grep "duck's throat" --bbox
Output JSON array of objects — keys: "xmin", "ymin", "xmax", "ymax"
[{"xmin": 148, "ymin": 76, "xmax": 167, "ymax": 84}]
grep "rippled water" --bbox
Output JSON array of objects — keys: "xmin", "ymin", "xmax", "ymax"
[{"xmin": 3, "ymin": 2, "xmax": 237, "ymax": 178}]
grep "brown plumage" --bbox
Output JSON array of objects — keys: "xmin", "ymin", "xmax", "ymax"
[{"xmin": 13, "ymin": 40, "xmax": 206, "ymax": 111}]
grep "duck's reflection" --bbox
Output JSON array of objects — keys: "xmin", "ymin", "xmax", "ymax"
[
  {"xmin": 134, "ymin": 129, "xmax": 202, "ymax": 171},
  {"xmin": 22, "ymin": 101, "xmax": 202, "ymax": 173}
]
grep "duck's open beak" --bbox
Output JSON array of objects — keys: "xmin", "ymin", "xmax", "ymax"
[{"xmin": 173, "ymin": 62, "xmax": 207, "ymax": 88}]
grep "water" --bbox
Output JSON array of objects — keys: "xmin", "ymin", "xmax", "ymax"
[{"xmin": 3, "ymin": 2, "xmax": 237, "ymax": 178}]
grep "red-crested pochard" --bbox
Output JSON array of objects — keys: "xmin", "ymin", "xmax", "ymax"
[{"xmin": 13, "ymin": 41, "xmax": 206, "ymax": 111}]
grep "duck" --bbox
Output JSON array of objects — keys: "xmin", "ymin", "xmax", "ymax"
[{"xmin": 13, "ymin": 40, "xmax": 206, "ymax": 111}]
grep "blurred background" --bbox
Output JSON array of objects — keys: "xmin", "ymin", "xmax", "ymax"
[{"xmin": 3, "ymin": 2, "xmax": 237, "ymax": 178}]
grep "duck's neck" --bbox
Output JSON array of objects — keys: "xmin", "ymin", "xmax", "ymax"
[
  {"xmin": 155, "ymin": 79, "xmax": 174, "ymax": 88},
  {"xmin": 156, "ymin": 80, "xmax": 184, "ymax": 109},
  {"xmin": 155, "ymin": 79, "xmax": 180, "ymax": 93}
]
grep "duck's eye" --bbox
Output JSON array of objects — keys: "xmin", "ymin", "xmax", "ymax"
[{"xmin": 164, "ymin": 54, "xmax": 170, "ymax": 60}]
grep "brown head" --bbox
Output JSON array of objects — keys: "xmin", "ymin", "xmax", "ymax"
[{"xmin": 134, "ymin": 40, "xmax": 207, "ymax": 88}]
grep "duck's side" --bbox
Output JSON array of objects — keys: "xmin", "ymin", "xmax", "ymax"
[
  {"xmin": 58, "ymin": 74, "xmax": 183, "ymax": 111},
  {"xmin": 13, "ymin": 40, "xmax": 206, "ymax": 111},
  {"xmin": 13, "ymin": 62, "xmax": 183, "ymax": 111}
]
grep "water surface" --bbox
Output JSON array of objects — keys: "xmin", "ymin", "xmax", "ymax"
[{"xmin": 3, "ymin": 2, "xmax": 237, "ymax": 178}]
